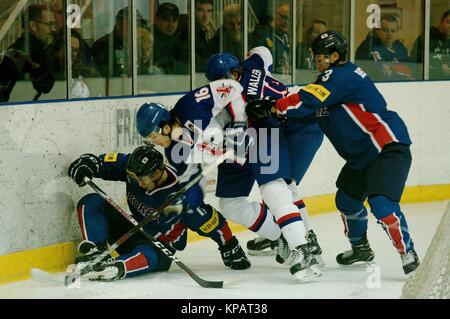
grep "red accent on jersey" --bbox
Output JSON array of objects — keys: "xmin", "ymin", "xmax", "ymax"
[
  {"xmin": 77, "ymin": 205, "xmax": 87, "ymax": 240},
  {"xmin": 380, "ymin": 213, "xmax": 407, "ymax": 255},
  {"xmin": 124, "ymin": 253, "xmax": 149, "ymax": 272},
  {"xmin": 157, "ymin": 222, "xmax": 187, "ymax": 244},
  {"xmin": 277, "ymin": 213, "xmax": 302, "ymax": 225},
  {"xmin": 216, "ymin": 86, "xmax": 232, "ymax": 97},
  {"xmin": 344, "ymin": 103, "xmax": 398, "ymax": 151},
  {"xmin": 275, "ymin": 94, "xmax": 301, "ymax": 112}
]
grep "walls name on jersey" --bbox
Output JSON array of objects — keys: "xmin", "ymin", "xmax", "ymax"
[{"xmin": 247, "ymin": 69, "xmax": 263, "ymax": 96}]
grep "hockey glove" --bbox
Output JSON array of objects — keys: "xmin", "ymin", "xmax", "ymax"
[
  {"xmin": 246, "ymin": 97, "xmax": 276, "ymax": 121},
  {"xmin": 29, "ymin": 66, "xmax": 55, "ymax": 94},
  {"xmin": 68, "ymin": 154, "xmax": 100, "ymax": 187},
  {"xmin": 219, "ymin": 236, "xmax": 251, "ymax": 270},
  {"xmin": 162, "ymin": 196, "xmax": 186, "ymax": 216},
  {"xmin": 224, "ymin": 122, "xmax": 253, "ymax": 165}
]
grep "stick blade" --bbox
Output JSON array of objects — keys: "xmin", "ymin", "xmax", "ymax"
[
  {"xmin": 222, "ymin": 277, "xmax": 245, "ymax": 288},
  {"xmin": 30, "ymin": 268, "xmax": 65, "ymax": 285}
]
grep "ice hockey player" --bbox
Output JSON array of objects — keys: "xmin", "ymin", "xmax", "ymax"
[
  {"xmin": 67, "ymin": 145, "xmax": 250, "ymax": 281},
  {"xmin": 246, "ymin": 31, "xmax": 420, "ymax": 275},
  {"xmin": 204, "ymin": 48, "xmax": 324, "ymax": 265},
  {"xmin": 136, "ymin": 78, "xmax": 320, "ymax": 281}
]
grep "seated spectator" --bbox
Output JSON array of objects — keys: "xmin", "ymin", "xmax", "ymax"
[
  {"xmin": 250, "ymin": 2, "xmax": 291, "ymax": 74},
  {"xmin": 49, "ymin": 0, "xmax": 64, "ymax": 34},
  {"xmin": 52, "ymin": 31, "xmax": 100, "ymax": 80},
  {"xmin": 0, "ymin": 49, "xmax": 54, "ymax": 102},
  {"xmin": 209, "ymin": 4, "xmax": 243, "ymax": 60},
  {"xmin": 10, "ymin": 4, "xmax": 56, "ymax": 74},
  {"xmin": 412, "ymin": 10, "xmax": 450, "ymax": 79},
  {"xmin": 355, "ymin": 15, "xmax": 415, "ymax": 81},
  {"xmin": 153, "ymin": 2, "xmax": 189, "ymax": 74},
  {"xmin": 297, "ymin": 20, "xmax": 328, "ymax": 69},
  {"xmin": 137, "ymin": 25, "xmax": 164, "ymax": 75},
  {"xmin": 195, "ymin": 0, "xmax": 216, "ymax": 71},
  {"xmin": 91, "ymin": 7, "xmax": 146, "ymax": 77}
]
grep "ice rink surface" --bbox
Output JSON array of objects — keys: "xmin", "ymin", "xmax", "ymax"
[{"xmin": 0, "ymin": 201, "xmax": 447, "ymax": 299}]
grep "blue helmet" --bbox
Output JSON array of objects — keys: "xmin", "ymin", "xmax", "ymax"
[
  {"xmin": 205, "ymin": 53, "xmax": 241, "ymax": 82},
  {"xmin": 136, "ymin": 102, "xmax": 170, "ymax": 137}
]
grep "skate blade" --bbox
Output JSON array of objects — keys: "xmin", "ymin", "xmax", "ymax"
[
  {"xmin": 247, "ymin": 249, "xmax": 276, "ymax": 256},
  {"xmin": 293, "ymin": 265, "xmax": 322, "ymax": 282},
  {"xmin": 314, "ymin": 255, "xmax": 326, "ymax": 268},
  {"xmin": 338, "ymin": 260, "xmax": 376, "ymax": 268}
]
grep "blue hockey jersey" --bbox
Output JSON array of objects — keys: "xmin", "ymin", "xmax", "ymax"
[
  {"xmin": 276, "ymin": 61, "xmax": 412, "ymax": 169},
  {"xmin": 94, "ymin": 152, "xmax": 189, "ymax": 250},
  {"xmin": 240, "ymin": 48, "xmax": 289, "ymax": 101}
]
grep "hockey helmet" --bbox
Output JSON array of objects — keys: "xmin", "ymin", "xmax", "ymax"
[
  {"xmin": 311, "ymin": 31, "xmax": 348, "ymax": 61},
  {"xmin": 126, "ymin": 145, "xmax": 164, "ymax": 181},
  {"xmin": 205, "ymin": 52, "xmax": 241, "ymax": 82},
  {"xmin": 136, "ymin": 102, "xmax": 170, "ymax": 138}
]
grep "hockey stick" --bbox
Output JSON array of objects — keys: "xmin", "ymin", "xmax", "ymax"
[
  {"xmin": 63, "ymin": 149, "xmax": 235, "ymax": 287},
  {"xmin": 83, "ymin": 176, "xmax": 242, "ymax": 288}
]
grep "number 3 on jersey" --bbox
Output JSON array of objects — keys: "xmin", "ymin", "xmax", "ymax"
[
  {"xmin": 195, "ymin": 87, "xmax": 211, "ymax": 103},
  {"xmin": 321, "ymin": 69, "xmax": 333, "ymax": 82}
]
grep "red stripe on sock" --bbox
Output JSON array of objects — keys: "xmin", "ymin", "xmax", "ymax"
[
  {"xmin": 77, "ymin": 205, "xmax": 87, "ymax": 240},
  {"xmin": 294, "ymin": 199, "xmax": 305, "ymax": 206},
  {"xmin": 380, "ymin": 214, "xmax": 406, "ymax": 255},
  {"xmin": 124, "ymin": 253, "xmax": 149, "ymax": 272},
  {"xmin": 249, "ymin": 203, "xmax": 266, "ymax": 231},
  {"xmin": 277, "ymin": 213, "xmax": 301, "ymax": 226},
  {"xmin": 340, "ymin": 213, "xmax": 349, "ymax": 237}
]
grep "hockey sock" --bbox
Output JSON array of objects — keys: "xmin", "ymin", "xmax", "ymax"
[
  {"xmin": 219, "ymin": 197, "xmax": 281, "ymax": 241},
  {"xmin": 260, "ymin": 179, "xmax": 307, "ymax": 248},
  {"xmin": 335, "ymin": 189, "xmax": 368, "ymax": 245},
  {"xmin": 368, "ymin": 195, "xmax": 414, "ymax": 255},
  {"xmin": 116, "ymin": 244, "xmax": 157, "ymax": 278},
  {"xmin": 287, "ymin": 182, "xmax": 311, "ymax": 232},
  {"xmin": 77, "ymin": 194, "xmax": 110, "ymax": 242}
]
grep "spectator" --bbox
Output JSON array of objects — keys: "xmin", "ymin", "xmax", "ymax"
[
  {"xmin": 209, "ymin": 4, "xmax": 243, "ymax": 60},
  {"xmin": 49, "ymin": 0, "xmax": 64, "ymax": 34},
  {"xmin": 250, "ymin": 2, "xmax": 291, "ymax": 74},
  {"xmin": 195, "ymin": 0, "xmax": 216, "ymax": 71},
  {"xmin": 10, "ymin": 4, "xmax": 56, "ymax": 73},
  {"xmin": 137, "ymin": 25, "xmax": 164, "ymax": 75},
  {"xmin": 91, "ymin": 7, "xmax": 146, "ymax": 77},
  {"xmin": 297, "ymin": 20, "xmax": 328, "ymax": 69},
  {"xmin": 412, "ymin": 10, "xmax": 450, "ymax": 79},
  {"xmin": 355, "ymin": 15, "xmax": 415, "ymax": 81},
  {"xmin": 52, "ymin": 31, "xmax": 100, "ymax": 80},
  {"xmin": 0, "ymin": 49, "xmax": 54, "ymax": 102},
  {"xmin": 153, "ymin": 2, "xmax": 189, "ymax": 74}
]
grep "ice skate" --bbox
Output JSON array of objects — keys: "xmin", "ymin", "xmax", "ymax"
[
  {"xmin": 246, "ymin": 236, "xmax": 278, "ymax": 256},
  {"xmin": 306, "ymin": 230, "xmax": 325, "ymax": 267},
  {"xmin": 402, "ymin": 249, "xmax": 420, "ymax": 275},
  {"xmin": 287, "ymin": 244, "xmax": 321, "ymax": 282},
  {"xmin": 336, "ymin": 234, "xmax": 375, "ymax": 266}
]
